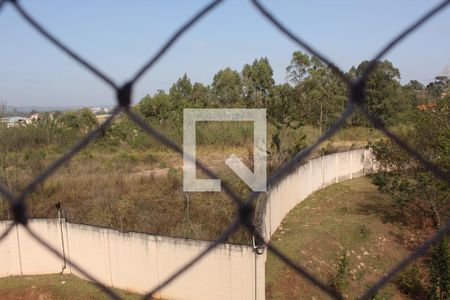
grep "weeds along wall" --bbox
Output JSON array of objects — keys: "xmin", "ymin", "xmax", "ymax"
[{"xmin": 0, "ymin": 149, "xmax": 374, "ymax": 300}]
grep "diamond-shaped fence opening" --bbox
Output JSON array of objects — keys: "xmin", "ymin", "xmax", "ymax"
[{"xmin": 0, "ymin": 0, "xmax": 449, "ymax": 299}]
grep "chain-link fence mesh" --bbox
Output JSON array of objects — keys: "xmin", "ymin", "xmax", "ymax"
[{"xmin": 0, "ymin": 0, "xmax": 449, "ymax": 299}]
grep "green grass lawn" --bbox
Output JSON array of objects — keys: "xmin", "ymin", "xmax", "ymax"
[
  {"xmin": 0, "ymin": 274, "xmax": 142, "ymax": 300},
  {"xmin": 266, "ymin": 176, "xmax": 429, "ymax": 300}
]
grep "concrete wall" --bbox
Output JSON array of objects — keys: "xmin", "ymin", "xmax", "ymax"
[
  {"xmin": 0, "ymin": 220, "xmax": 65, "ymax": 277},
  {"xmin": 261, "ymin": 148, "xmax": 375, "ymax": 240},
  {"xmin": 0, "ymin": 149, "xmax": 375, "ymax": 300},
  {"xmin": 0, "ymin": 220, "xmax": 265, "ymax": 300}
]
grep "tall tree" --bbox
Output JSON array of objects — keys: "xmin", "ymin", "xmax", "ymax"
[
  {"xmin": 169, "ymin": 73, "xmax": 193, "ymax": 104},
  {"xmin": 286, "ymin": 51, "xmax": 313, "ymax": 85},
  {"xmin": 268, "ymin": 83, "xmax": 296, "ymax": 126},
  {"xmin": 407, "ymin": 80, "xmax": 425, "ymax": 91},
  {"xmin": 211, "ymin": 68, "xmax": 242, "ymax": 106},
  {"xmin": 242, "ymin": 58, "xmax": 275, "ymax": 107},
  {"xmin": 78, "ymin": 108, "xmax": 98, "ymax": 134},
  {"xmin": 137, "ymin": 90, "xmax": 173, "ymax": 125},
  {"xmin": 296, "ymin": 56, "xmax": 346, "ymax": 132},
  {"xmin": 351, "ymin": 60, "xmax": 404, "ymax": 126},
  {"xmin": 191, "ymin": 82, "xmax": 211, "ymax": 107},
  {"xmin": 427, "ymin": 76, "xmax": 449, "ymax": 99}
]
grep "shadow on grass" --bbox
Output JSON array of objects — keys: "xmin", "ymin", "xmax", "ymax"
[
  {"xmin": 356, "ymin": 200, "xmax": 430, "ymax": 230},
  {"xmin": 356, "ymin": 201, "xmax": 408, "ymax": 225}
]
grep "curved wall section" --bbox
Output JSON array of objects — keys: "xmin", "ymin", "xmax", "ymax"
[{"xmin": 262, "ymin": 149, "xmax": 375, "ymax": 240}]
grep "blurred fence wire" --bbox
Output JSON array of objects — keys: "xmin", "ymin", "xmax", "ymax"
[{"xmin": 0, "ymin": 0, "xmax": 449, "ymax": 299}]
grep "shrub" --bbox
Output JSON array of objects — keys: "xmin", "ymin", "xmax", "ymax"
[
  {"xmin": 428, "ymin": 238, "xmax": 450, "ymax": 300},
  {"xmin": 394, "ymin": 264, "xmax": 424, "ymax": 297},
  {"xmin": 359, "ymin": 225, "xmax": 371, "ymax": 240},
  {"xmin": 330, "ymin": 249, "xmax": 350, "ymax": 294}
]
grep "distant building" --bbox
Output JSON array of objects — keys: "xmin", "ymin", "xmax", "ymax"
[
  {"xmin": 89, "ymin": 107, "xmax": 113, "ymax": 115},
  {"xmin": 2, "ymin": 116, "xmax": 30, "ymax": 127},
  {"xmin": 90, "ymin": 107, "xmax": 102, "ymax": 114}
]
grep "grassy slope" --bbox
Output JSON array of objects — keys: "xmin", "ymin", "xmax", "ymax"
[
  {"xmin": 0, "ymin": 274, "xmax": 142, "ymax": 300},
  {"xmin": 266, "ymin": 177, "xmax": 428, "ymax": 300}
]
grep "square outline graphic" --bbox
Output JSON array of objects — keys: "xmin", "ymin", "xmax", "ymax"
[{"xmin": 183, "ymin": 109, "xmax": 267, "ymax": 192}]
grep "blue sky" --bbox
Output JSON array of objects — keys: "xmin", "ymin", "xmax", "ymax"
[{"xmin": 0, "ymin": 0, "xmax": 449, "ymax": 107}]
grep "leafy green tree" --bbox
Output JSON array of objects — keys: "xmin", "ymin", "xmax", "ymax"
[
  {"xmin": 371, "ymin": 98, "xmax": 450, "ymax": 299},
  {"xmin": 77, "ymin": 108, "xmax": 98, "ymax": 134},
  {"xmin": 351, "ymin": 60, "xmax": 405, "ymax": 126},
  {"xmin": 427, "ymin": 76, "xmax": 449, "ymax": 99},
  {"xmin": 282, "ymin": 51, "xmax": 347, "ymax": 131},
  {"xmin": 268, "ymin": 83, "xmax": 296, "ymax": 126},
  {"xmin": 299, "ymin": 57, "xmax": 347, "ymax": 132},
  {"xmin": 242, "ymin": 57, "xmax": 275, "ymax": 107},
  {"xmin": 56, "ymin": 109, "xmax": 97, "ymax": 135},
  {"xmin": 211, "ymin": 67, "xmax": 242, "ymax": 106},
  {"xmin": 371, "ymin": 99, "xmax": 449, "ymax": 228},
  {"xmin": 169, "ymin": 73, "xmax": 193, "ymax": 104},
  {"xmin": 407, "ymin": 80, "xmax": 426, "ymax": 91},
  {"xmin": 403, "ymin": 80, "xmax": 426, "ymax": 105},
  {"xmin": 59, "ymin": 111, "xmax": 79, "ymax": 130},
  {"xmin": 136, "ymin": 91, "xmax": 173, "ymax": 126},
  {"xmin": 286, "ymin": 51, "xmax": 313, "ymax": 85},
  {"xmin": 191, "ymin": 82, "xmax": 211, "ymax": 107},
  {"xmin": 399, "ymin": 80, "xmax": 428, "ymax": 122}
]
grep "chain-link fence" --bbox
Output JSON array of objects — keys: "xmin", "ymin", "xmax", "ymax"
[{"xmin": 0, "ymin": 0, "xmax": 449, "ymax": 299}]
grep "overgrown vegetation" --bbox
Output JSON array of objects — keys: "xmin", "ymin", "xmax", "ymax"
[
  {"xmin": 394, "ymin": 264, "xmax": 425, "ymax": 298},
  {"xmin": 370, "ymin": 96, "xmax": 449, "ymax": 299},
  {"xmin": 429, "ymin": 238, "xmax": 450, "ymax": 300},
  {"xmin": 1, "ymin": 51, "xmax": 449, "ymax": 246},
  {"xmin": 330, "ymin": 249, "xmax": 350, "ymax": 295}
]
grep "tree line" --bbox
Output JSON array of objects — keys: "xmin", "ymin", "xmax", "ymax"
[
  {"xmin": 135, "ymin": 51, "xmax": 449, "ymax": 132},
  {"xmin": 1, "ymin": 50, "xmax": 448, "ymax": 155}
]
